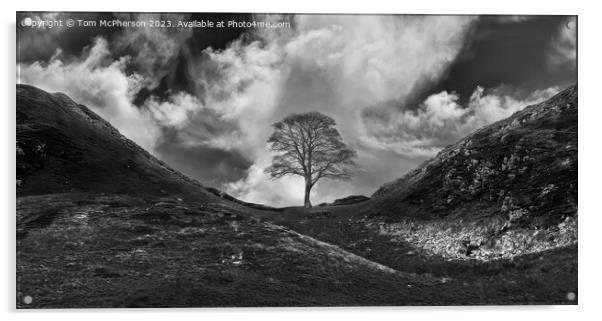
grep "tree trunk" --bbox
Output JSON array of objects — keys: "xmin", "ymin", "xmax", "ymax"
[{"xmin": 304, "ymin": 180, "xmax": 312, "ymax": 208}]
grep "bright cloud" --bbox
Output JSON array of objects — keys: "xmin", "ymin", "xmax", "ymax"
[
  {"xmin": 362, "ymin": 86, "xmax": 559, "ymax": 157},
  {"xmin": 194, "ymin": 15, "xmax": 478, "ymax": 205},
  {"xmin": 17, "ymin": 38, "xmax": 159, "ymax": 151}
]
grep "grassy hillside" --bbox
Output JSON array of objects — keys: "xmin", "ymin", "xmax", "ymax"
[{"xmin": 16, "ymin": 84, "xmax": 211, "ymax": 200}]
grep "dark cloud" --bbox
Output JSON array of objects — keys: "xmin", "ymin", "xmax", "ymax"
[
  {"xmin": 186, "ymin": 13, "xmax": 254, "ymax": 51},
  {"xmin": 17, "ymin": 12, "xmax": 121, "ymax": 63},
  {"xmin": 376, "ymin": 15, "xmax": 577, "ymax": 124},
  {"xmin": 155, "ymin": 132, "xmax": 253, "ymax": 187},
  {"xmin": 432, "ymin": 15, "xmax": 576, "ymax": 103}
]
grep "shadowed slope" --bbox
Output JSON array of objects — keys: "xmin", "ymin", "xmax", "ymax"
[
  {"xmin": 16, "ymin": 84, "xmax": 211, "ymax": 200},
  {"xmin": 371, "ymin": 84, "xmax": 577, "ymax": 225}
]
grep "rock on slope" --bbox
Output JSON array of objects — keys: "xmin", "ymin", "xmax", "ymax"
[{"xmin": 366, "ymin": 84, "xmax": 577, "ymax": 260}]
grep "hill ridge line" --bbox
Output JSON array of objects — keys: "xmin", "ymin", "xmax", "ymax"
[{"xmin": 263, "ymin": 221, "xmax": 442, "ymax": 283}]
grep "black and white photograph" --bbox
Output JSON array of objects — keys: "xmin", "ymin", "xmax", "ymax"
[{"xmin": 12, "ymin": 7, "xmax": 581, "ymax": 310}]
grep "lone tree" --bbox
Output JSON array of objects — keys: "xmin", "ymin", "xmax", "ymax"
[{"xmin": 266, "ymin": 112, "xmax": 357, "ymax": 208}]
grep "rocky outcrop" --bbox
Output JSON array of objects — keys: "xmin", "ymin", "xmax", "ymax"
[
  {"xmin": 332, "ymin": 195, "xmax": 370, "ymax": 206},
  {"xmin": 367, "ymin": 84, "xmax": 577, "ymax": 260},
  {"xmin": 318, "ymin": 195, "xmax": 371, "ymax": 207}
]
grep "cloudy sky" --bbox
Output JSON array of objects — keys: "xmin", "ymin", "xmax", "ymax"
[{"xmin": 16, "ymin": 12, "xmax": 576, "ymax": 206}]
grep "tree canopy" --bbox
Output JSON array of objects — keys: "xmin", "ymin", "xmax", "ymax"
[{"xmin": 266, "ymin": 112, "xmax": 356, "ymax": 207}]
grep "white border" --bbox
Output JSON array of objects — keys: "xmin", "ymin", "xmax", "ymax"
[{"xmin": 2, "ymin": 0, "xmax": 600, "ymax": 319}]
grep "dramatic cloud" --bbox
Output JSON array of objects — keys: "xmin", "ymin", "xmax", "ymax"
[
  {"xmin": 226, "ymin": 155, "xmax": 307, "ymax": 206},
  {"xmin": 154, "ymin": 134, "xmax": 253, "ymax": 187},
  {"xmin": 362, "ymin": 86, "xmax": 560, "ymax": 157},
  {"xmin": 18, "ymin": 38, "xmax": 159, "ymax": 151},
  {"xmin": 195, "ymin": 15, "xmax": 478, "ymax": 205},
  {"xmin": 18, "ymin": 12, "xmax": 70, "ymax": 62},
  {"xmin": 547, "ymin": 17, "xmax": 576, "ymax": 70},
  {"xmin": 17, "ymin": 14, "xmax": 576, "ymax": 207},
  {"xmin": 112, "ymin": 13, "xmax": 194, "ymax": 90}
]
